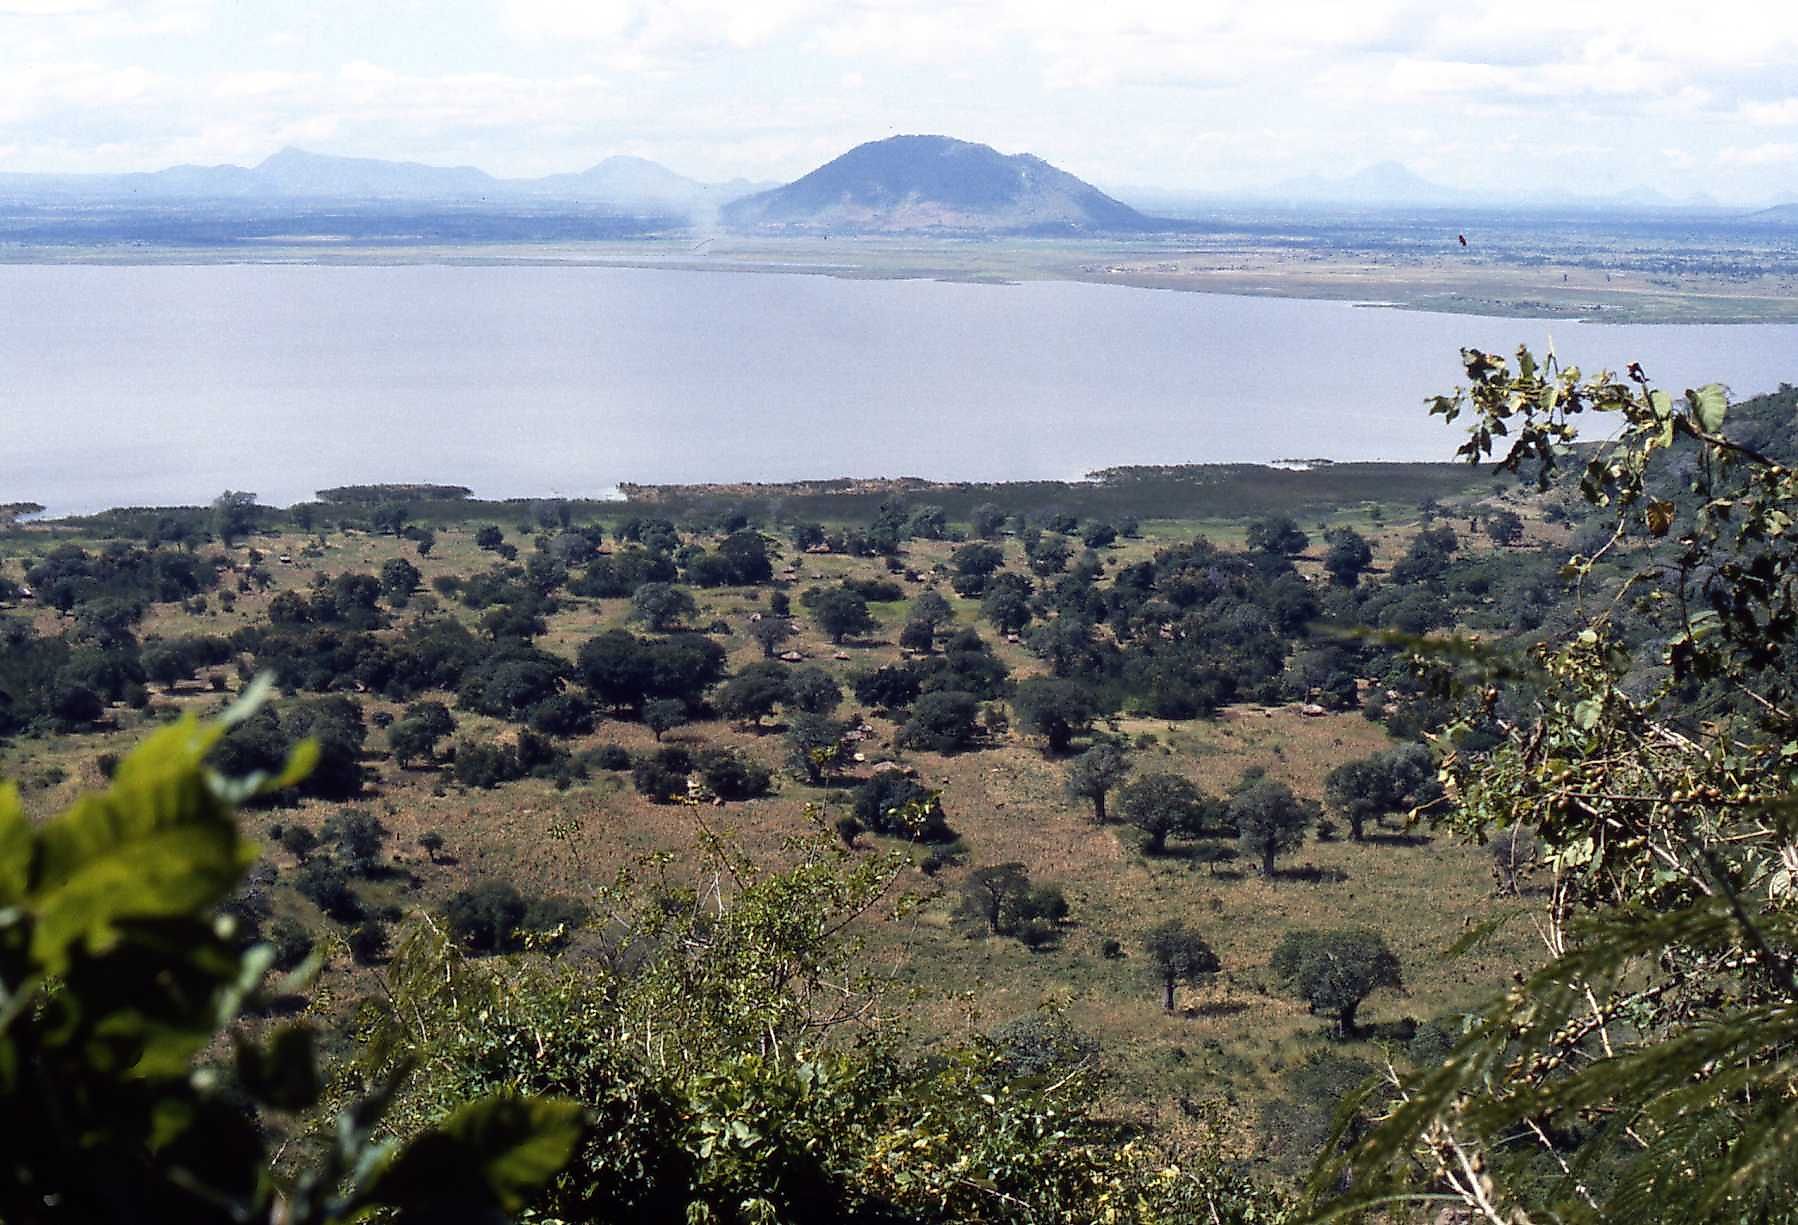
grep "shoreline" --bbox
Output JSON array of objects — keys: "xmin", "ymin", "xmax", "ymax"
[{"xmin": 3, "ymin": 234, "xmax": 1795, "ymax": 325}]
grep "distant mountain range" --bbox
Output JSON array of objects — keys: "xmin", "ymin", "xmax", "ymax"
[
  {"xmin": 0, "ymin": 147, "xmax": 770, "ymax": 217},
  {"xmin": 1748, "ymin": 203, "xmax": 1798, "ymax": 224},
  {"xmin": 0, "ymin": 139, "xmax": 1756, "ymax": 227},
  {"xmin": 720, "ymin": 135, "xmax": 1172, "ymax": 235},
  {"xmin": 1269, "ymin": 161, "xmax": 1462, "ymax": 206}
]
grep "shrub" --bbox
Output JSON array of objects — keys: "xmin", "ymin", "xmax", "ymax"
[
  {"xmin": 852, "ymin": 774, "xmax": 951, "ymax": 841},
  {"xmin": 590, "ymin": 744, "xmax": 633, "ymax": 771},
  {"xmin": 446, "ymin": 881, "xmax": 528, "ymax": 952},
  {"xmin": 349, "ymin": 918, "xmax": 391, "ymax": 964},
  {"xmin": 632, "ymin": 759, "xmax": 687, "ymax": 803},
  {"xmin": 294, "ymin": 857, "xmax": 360, "ymax": 921},
  {"xmin": 697, "ymin": 749, "xmax": 773, "ymax": 801},
  {"xmin": 897, "ymin": 690, "xmax": 980, "ymax": 753}
]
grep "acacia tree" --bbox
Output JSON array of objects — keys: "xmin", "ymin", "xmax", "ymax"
[
  {"xmin": 1144, "ymin": 920, "xmax": 1221, "ymax": 1013},
  {"xmin": 1270, "ymin": 928, "xmax": 1401, "ymax": 1036},
  {"xmin": 1065, "ymin": 743, "xmax": 1130, "ymax": 823}
]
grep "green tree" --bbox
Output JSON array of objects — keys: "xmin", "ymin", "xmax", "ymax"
[
  {"xmin": 1322, "ymin": 527, "xmax": 1374, "ymax": 587},
  {"xmin": 1117, "ymin": 772, "xmax": 1210, "ymax": 855},
  {"xmin": 910, "ymin": 588, "xmax": 953, "ymax": 629},
  {"xmin": 388, "ymin": 716, "xmax": 441, "ymax": 767},
  {"xmin": 1324, "ymin": 743, "xmax": 1440, "ymax": 841},
  {"xmin": 1483, "ymin": 507, "xmax": 1525, "ymax": 545},
  {"xmin": 980, "ymin": 587, "xmax": 1033, "ymax": 634},
  {"xmin": 1246, "ymin": 515, "xmax": 1308, "ymax": 556},
  {"xmin": 970, "ymin": 503, "xmax": 1007, "ymax": 539},
  {"xmin": 785, "ymin": 665, "xmax": 842, "ymax": 715},
  {"xmin": 279, "ymin": 822, "xmax": 319, "ymax": 861},
  {"xmin": 1270, "ymin": 928, "xmax": 1401, "ymax": 1036},
  {"xmin": 380, "ymin": 556, "xmax": 422, "ymax": 602},
  {"xmin": 749, "ymin": 616, "xmax": 795, "ymax": 658},
  {"xmin": 141, "ymin": 639, "xmax": 194, "ymax": 691},
  {"xmin": 211, "ymin": 489, "xmax": 259, "ymax": 546},
  {"xmin": 806, "ymin": 587, "xmax": 877, "ymax": 644},
  {"xmin": 1231, "ymin": 778, "xmax": 1315, "ymax": 877},
  {"xmin": 1011, "ymin": 676, "xmax": 1095, "ymax": 754},
  {"xmin": 1144, "ymin": 920, "xmax": 1222, "ymax": 1013},
  {"xmin": 716, "ymin": 662, "xmax": 791, "ymax": 729},
  {"xmin": 1065, "ymin": 743, "xmax": 1131, "ymax": 823},
  {"xmin": 629, "ymin": 582, "xmax": 698, "ymax": 632},
  {"xmin": 642, "ymin": 698, "xmax": 688, "ymax": 742},
  {"xmin": 323, "ymin": 807, "xmax": 389, "ymax": 875},
  {"xmin": 897, "ymin": 689, "xmax": 980, "ymax": 753},
  {"xmin": 785, "ymin": 713, "xmax": 847, "ymax": 784},
  {"xmin": 954, "ymin": 863, "xmax": 1068, "ymax": 944}
]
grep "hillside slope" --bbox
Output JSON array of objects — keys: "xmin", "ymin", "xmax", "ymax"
[{"xmin": 722, "ymin": 135, "xmax": 1169, "ymax": 235}]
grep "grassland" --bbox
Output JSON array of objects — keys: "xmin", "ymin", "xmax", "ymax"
[{"xmin": 0, "ymin": 475, "xmax": 1567, "ymax": 1176}]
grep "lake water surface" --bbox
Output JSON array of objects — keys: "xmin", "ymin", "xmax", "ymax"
[{"xmin": 4, "ymin": 264, "xmax": 1795, "ymax": 514}]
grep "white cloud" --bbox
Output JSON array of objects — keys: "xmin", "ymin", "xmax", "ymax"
[
  {"xmin": 1718, "ymin": 141, "xmax": 1798, "ymax": 166},
  {"xmin": 1740, "ymin": 98, "xmax": 1798, "ymax": 126},
  {"xmin": 3, "ymin": 0, "xmax": 1798, "ymax": 196}
]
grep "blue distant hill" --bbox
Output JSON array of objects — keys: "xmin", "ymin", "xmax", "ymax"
[
  {"xmin": 0, "ymin": 148, "xmax": 764, "ymax": 216},
  {"xmin": 722, "ymin": 135, "xmax": 1176, "ymax": 235}
]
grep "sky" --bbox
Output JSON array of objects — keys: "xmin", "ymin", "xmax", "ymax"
[{"xmin": 4, "ymin": 0, "xmax": 1798, "ymax": 203}]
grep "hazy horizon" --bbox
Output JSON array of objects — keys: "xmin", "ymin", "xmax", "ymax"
[{"xmin": 6, "ymin": 2, "xmax": 1798, "ymax": 206}]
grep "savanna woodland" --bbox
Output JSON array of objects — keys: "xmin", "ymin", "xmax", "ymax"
[{"xmin": 4, "ymin": 354, "xmax": 1796, "ymax": 1223}]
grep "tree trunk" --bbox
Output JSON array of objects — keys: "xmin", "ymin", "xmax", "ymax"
[
  {"xmin": 1262, "ymin": 843, "xmax": 1277, "ymax": 878},
  {"xmin": 1348, "ymin": 812, "xmax": 1365, "ymax": 841},
  {"xmin": 1337, "ymin": 1002, "xmax": 1358, "ymax": 1038},
  {"xmin": 1163, "ymin": 975, "xmax": 1176, "ymax": 1013},
  {"xmin": 1093, "ymin": 792, "xmax": 1107, "ymax": 824}
]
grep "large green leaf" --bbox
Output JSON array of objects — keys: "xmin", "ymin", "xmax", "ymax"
[
  {"xmin": 364, "ymin": 1094, "xmax": 586, "ymax": 1218},
  {"xmin": 0, "ymin": 781, "xmax": 27, "ymax": 904},
  {"xmin": 1692, "ymin": 383, "xmax": 1728, "ymax": 433}
]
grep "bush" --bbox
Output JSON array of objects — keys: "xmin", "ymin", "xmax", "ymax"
[
  {"xmin": 853, "ymin": 774, "xmax": 951, "ymax": 841},
  {"xmin": 349, "ymin": 918, "xmax": 391, "ymax": 965},
  {"xmin": 632, "ymin": 759, "xmax": 688, "ymax": 803},
  {"xmin": 897, "ymin": 690, "xmax": 980, "ymax": 753},
  {"xmin": 697, "ymin": 749, "xmax": 773, "ymax": 801},
  {"xmin": 453, "ymin": 741, "xmax": 519, "ymax": 790},
  {"xmin": 446, "ymin": 881, "xmax": 528, "ymax": 953},
  {"xmin": 294, "ymin": 857, "xmax": 360, "ymax": 921},
  {"xmin": 268, "ymin": 916, "xmax": 315, "ymax": 972},
  {"xmin": 527, "ymin": 692, "xmax": 597, "ymax": 737},
  {"xmin": 590, "ymin": 744, "xmax": 633, "ymax": 771}
]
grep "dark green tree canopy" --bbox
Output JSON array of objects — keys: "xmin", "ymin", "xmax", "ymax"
[
  {"xmin": 1065, "ymin": 743, "xmax": 1131, "ymax": 823},
  {"xmin": 803, "ymin": 586, "xmax": 877, "ymax": 644},
  {"xmin": 1230, "ymin": 778, "xmax": 1316, "ymax": 877},
  {"xmin": 1144, "ymin": 920, "xmax": 1222, "ymax": 1012},
  {"xmin": 1117, "ymin": 772, "xmax": 1212, "ymax": 855},
  {"xmin": 1270, "ymin": 928, "xmax": 1401, "ymax": 1035},
  {"xmin": 1011, "ymin": 676, "xmax": 1096, "ymax": 754}
]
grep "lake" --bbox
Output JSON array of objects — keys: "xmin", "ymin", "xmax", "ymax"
[{"xmin": 4, "ymin": 263, "xmax": 1796, "ymax": 514}]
